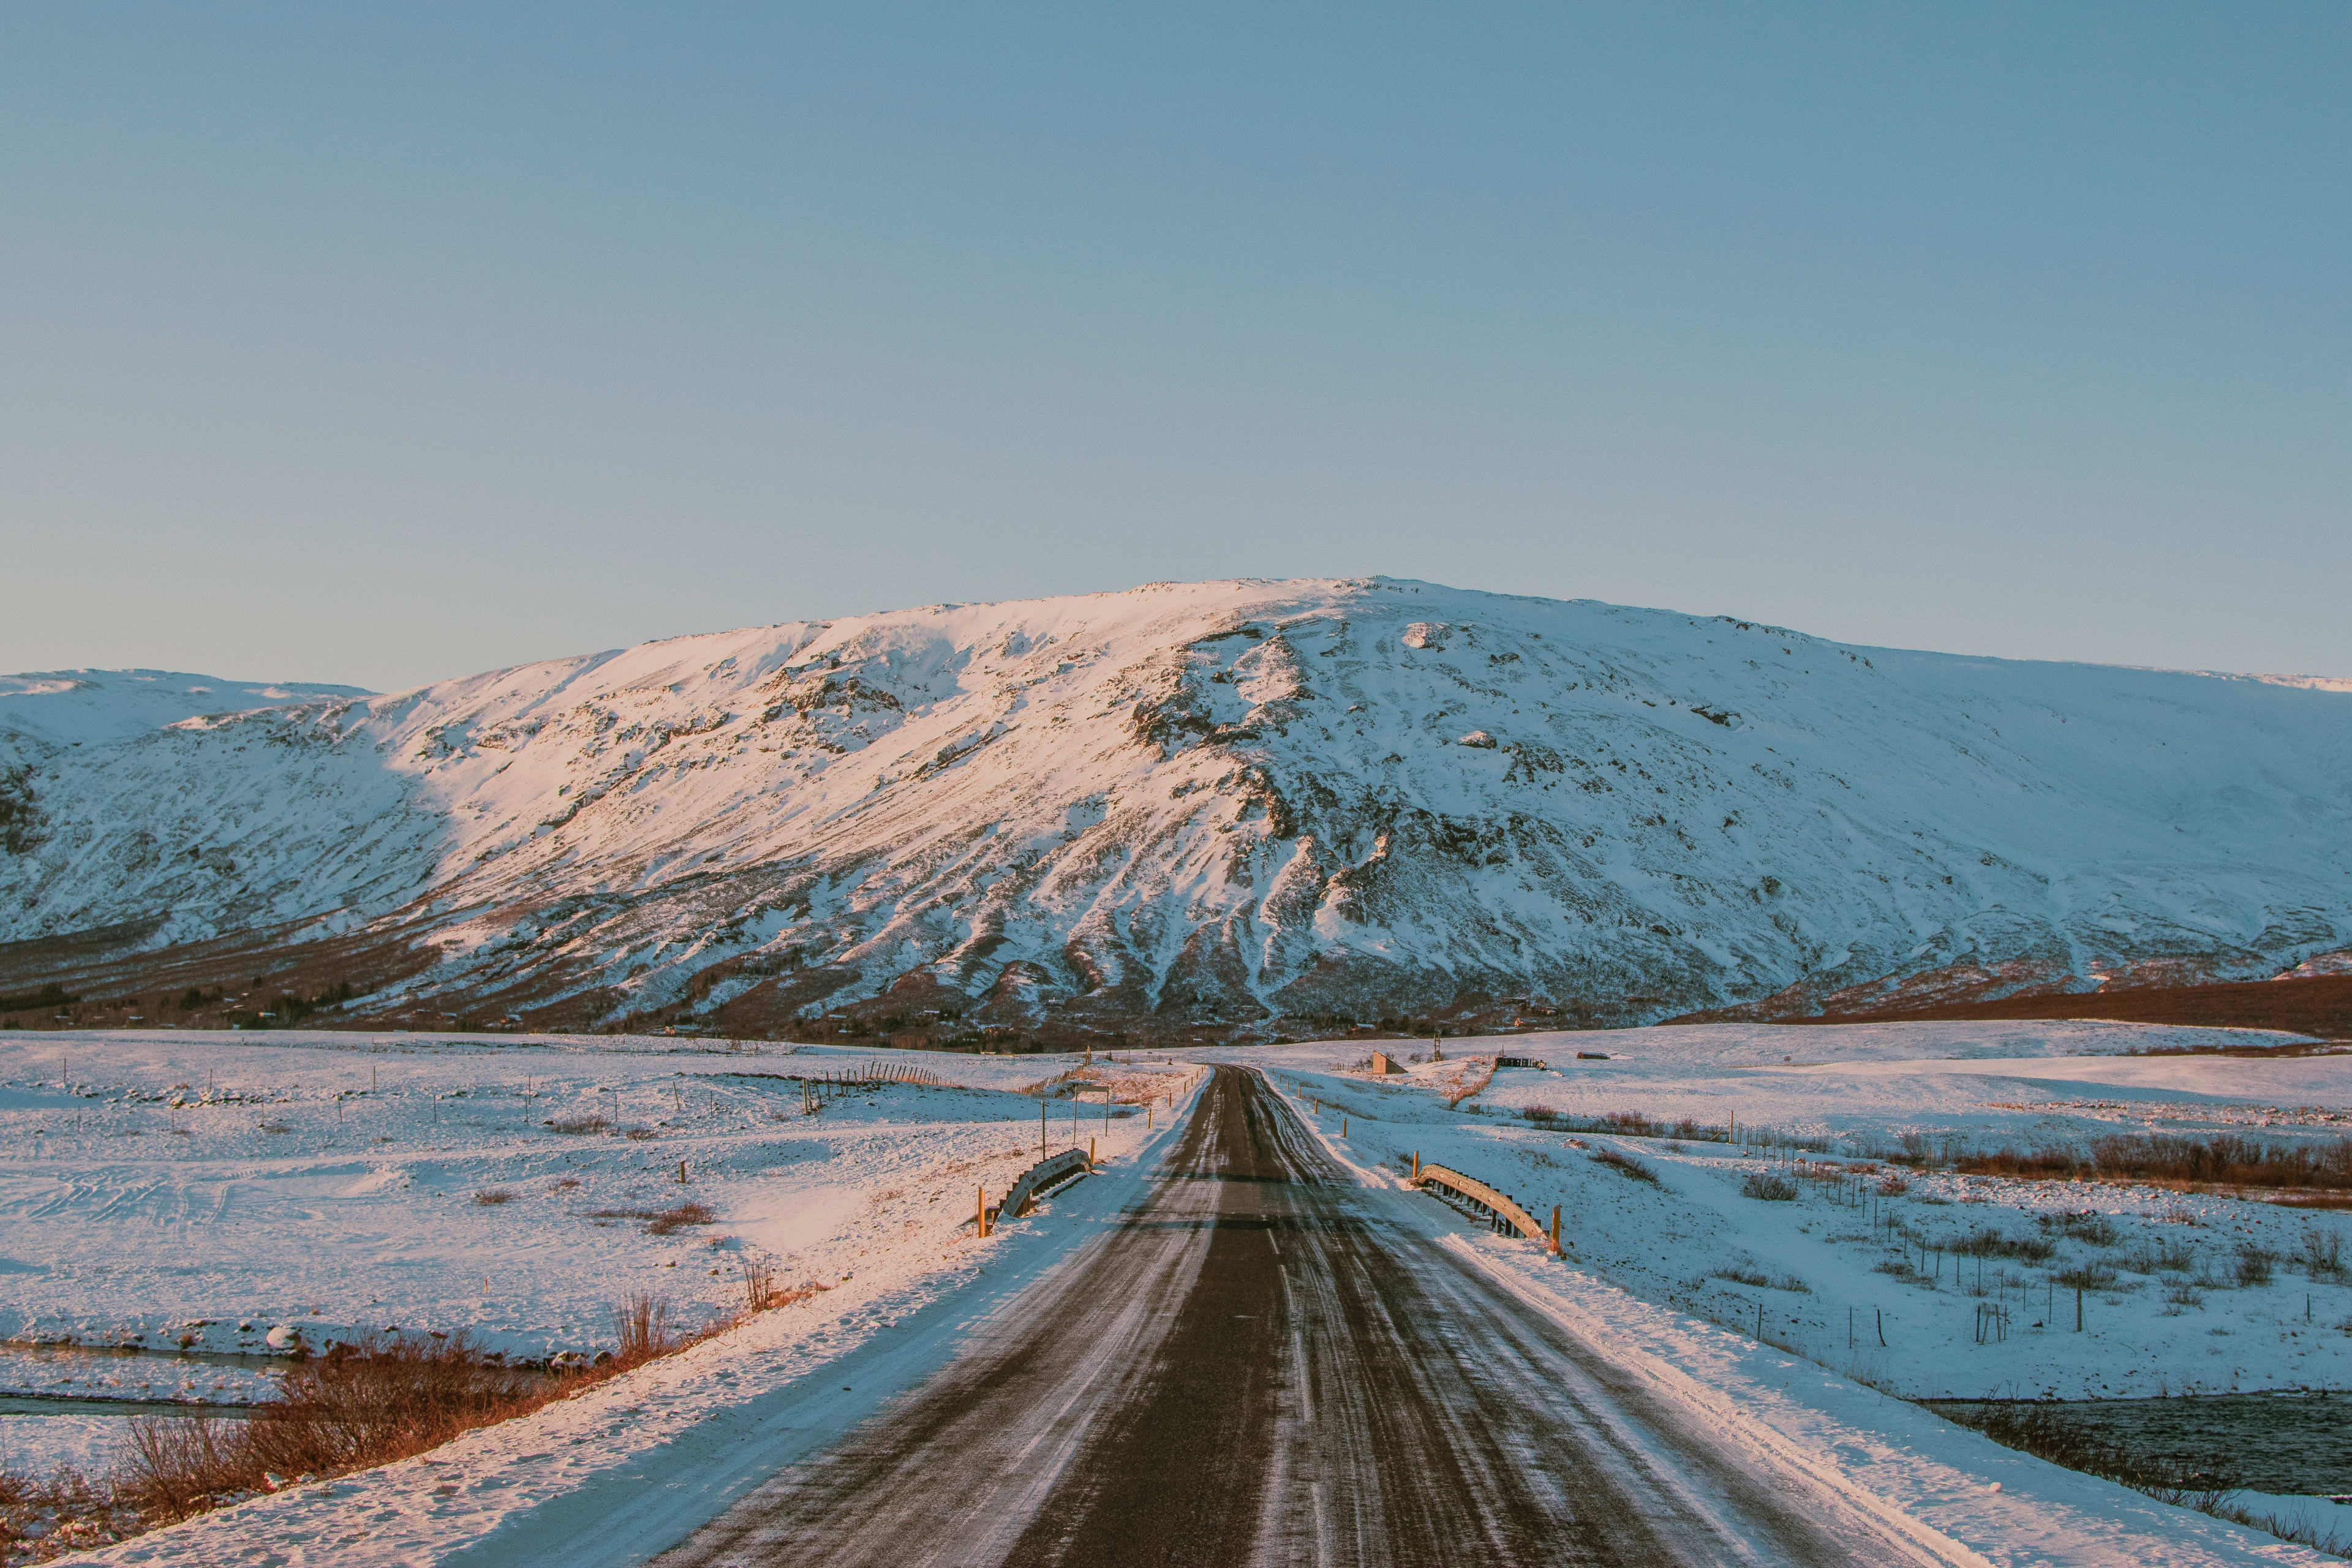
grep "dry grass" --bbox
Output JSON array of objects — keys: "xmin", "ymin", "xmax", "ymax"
[
  {"xmin": 1953, "ymin": 1226, "xmax": 2056, "ymax": 1264},
  {"xmin": 118, "ymin": 1333, "xmax": 550, "ymax": 1523},
  {"xmin": 647, "ymin": 1201, "xmax": 715, "ymax": 1235},
  {"xmin": 1956, "ymin": 1133, "xmax": 2352, "ymax": 1193},
  {"xmin": 543, "ymin": 1114, "xmax": 609, "ymax": 1136},
  {"xmin": 582, "ymin": 1201, "xmax": 716, "ymax": 1236},
  {"xmin": 742, "ymin": 1257, "xmax": 780, "ymax": 1311},
  {"xmin": 1591, "ymin": 1147, "xmax": 1659, "ymax": 1184},
  {"xmin": 1741, "ymin": 1170, "xmax": 1798, "ymax": 1201},
  {"xmin": 472, "ymin": 1188, "xmax": 516, "ymax": 1206},
  {"xmin": 46, "ymin": 1272, "xmax": 836, "ymax": 1560},
  {"xmin": 1712, "ymin": 1261, "xmax": 1811, "ymax": 1292},
  {"xmin": 2038, "ymin": 1210, "xmax": 2120, "ymax": 1246},
  {"xmin": 611, "ymin": 1294, "xmax": 677, "ymax": 1362},
  {"xmin": 0, "ymin": 1464, "xmax": 131, "ymax": 1561},
  {"xmin": 1522, "ymin": 1106, "xmax": 1728, "ymax": 1142}
]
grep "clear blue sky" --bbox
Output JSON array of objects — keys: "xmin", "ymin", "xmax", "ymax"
[{"xmin": 4, "ymin": 4, "xmax": 2346, "ymax": 692}]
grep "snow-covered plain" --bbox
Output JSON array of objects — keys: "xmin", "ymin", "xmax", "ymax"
[
  {"xmin": 1227, "ymin": 1020, "xmax": 2352, "ymax": 1404},
  {"xmin": 1190, "ymin": 1019, "xmax": 2352, "ymax": 1559},
  {"xmin": 15, "ymin": 1017, "xmax": 2352, "ymax": 1566},
  {"xmin": 0, "ymin": 1029, "xmax": 1190, "ymax": 1485}
]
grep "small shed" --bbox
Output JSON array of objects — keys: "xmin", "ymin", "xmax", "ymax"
[{"xmin": 1369, "ymin": 1051, "xmax": 1408, "ymax": 1076}]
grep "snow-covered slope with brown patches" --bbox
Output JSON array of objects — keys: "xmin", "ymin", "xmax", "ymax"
[{"xmin": 3, "ymin": 578, "xmax": 2349, "ymax": 1037}]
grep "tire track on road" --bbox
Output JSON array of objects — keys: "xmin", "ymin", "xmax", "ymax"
[{"xmin": 655, "ymin": 1066, "xmax": 1936, "ymax": 1568}]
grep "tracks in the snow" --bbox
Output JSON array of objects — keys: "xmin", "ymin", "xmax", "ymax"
[{"xmin": 647, "ymin": 1065, "xmax": 1939, "ymax": 1568}]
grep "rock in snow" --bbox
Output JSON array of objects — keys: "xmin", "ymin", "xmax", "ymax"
[{"xmin": 1, "ymin": 577, "xmax": 2348, "ymax": 1039}]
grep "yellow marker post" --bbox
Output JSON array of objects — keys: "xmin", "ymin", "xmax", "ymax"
[
  {"xmin": 1088, "ymin": 1136, "xmax": 1096, "ymax": 1169},
  {"xmin": 977, "ymin": 1185, "xmax": 989, "ymax": 1238},
  {"xmin": 1550, "ymin": 1204, "xmax": 1561, "ymax": 1254}
]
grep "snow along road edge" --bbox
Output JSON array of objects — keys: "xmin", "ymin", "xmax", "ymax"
[
  {"xmin": 72, "ymin": 1072, "xmax": 1211, "ymax": 1568},
  {"xmin": 1259, "ymin": 1071, "xmax": 2339, "ymax": 1568}
]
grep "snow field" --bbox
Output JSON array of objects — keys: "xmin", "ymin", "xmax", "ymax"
[
  {"xmin": 1228, "ymin": 1019, "xmax": 2352, "ymax": 1561},
  {"xmin": 1235, "ymin": 1020, "xmax": 2352, "ymax": 1403},
  {"xmin": 57, "ymin": 1058, "xmax": 1209, "ymax": 1567},
  {"xmin": 0, "ymin": 1029, "xmax": 1194, "ymax": 1487}
]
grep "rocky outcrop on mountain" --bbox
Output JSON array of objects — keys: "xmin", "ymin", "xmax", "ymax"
[{"xmin": 2, "ymin": 578, "xmax": 2348, "ymax": 1043}]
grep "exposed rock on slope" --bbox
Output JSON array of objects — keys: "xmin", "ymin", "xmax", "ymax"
[{"xmin": 2, "ymin": 579, "xmax": 2348, "ymax": 1042}]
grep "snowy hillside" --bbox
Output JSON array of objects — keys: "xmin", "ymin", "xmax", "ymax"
[
  {"xmin": 0, "ymin": 669, "xmax": 369, "ymax": 752},
  {"xmin": 2, "ymin": 578, "xmax": 2348, "ymax": 1039}
]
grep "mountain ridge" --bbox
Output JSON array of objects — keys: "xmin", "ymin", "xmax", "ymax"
[{"xmin": 3, "ymin": 576, "xmax": 2348, "ymax": 1043}]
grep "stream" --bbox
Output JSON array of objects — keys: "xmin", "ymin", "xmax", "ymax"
[{"xmin": 1923, "ymin": 1390, "xmax": 2352, "ymax": 1496}]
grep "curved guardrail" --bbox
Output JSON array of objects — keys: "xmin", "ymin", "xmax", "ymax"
[
  {"xmin": 1414, "ymin": 1159, "xmax": 1557, "ymax": 1253},
  {"xmin": 992, "ymin": 1147, "xmax": 1092, "ymax": 1225}
]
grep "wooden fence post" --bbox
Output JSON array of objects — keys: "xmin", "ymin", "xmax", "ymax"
[{"xmin": 1550, "ymin": 1204, "xmax": 1561, "ymax": 1254}]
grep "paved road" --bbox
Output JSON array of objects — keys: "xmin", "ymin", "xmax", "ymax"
[{"xmin": 655, "ymin": 1066, "xmax": 1937, "ymax": 1568}]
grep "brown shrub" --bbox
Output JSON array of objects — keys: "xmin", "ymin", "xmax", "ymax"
[
  {"xmin": 1742, "ymin": 1170, "xmax": 1798, "ymax": 1201},
  {"xmin": 582, "ymin": 1201, "xmax": 714, "ymax": 1235},
  {"xmin": 742, "ymin": 1258, "xmax": 780, "ymax": 1311},
  {"xmin": 612, "ymin": 1294, "xmax": 677, "ymax": 1364},
  {"xmin": 645, "ymin": 1202, "xmax": 716, "ymax": 1235},
  {"xmin": 119, "ymin": 1414, "xmax": 245, "ymax": 1522},
  {"xmin": 1591, "ymin": 1147, "xmax": 1659, "ymax": 1184},
  {"xmin": 0, "ymin": 1461, "xmax": 124, "ymax": 1554},
  {"xmin": 59, "ymin": 1283, "xmax": 824, "ymax": 1556},
  {"xmin": 120, "ymin": 1334, "xmax": 545, "ymax": 1520}
]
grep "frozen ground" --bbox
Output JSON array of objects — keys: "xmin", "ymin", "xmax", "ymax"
[
  {"xmin": 1189, "ymin": 1018, "xmax": 2352, "ymax": 1555},
  {"xmin": 18, "ymin": 1017, "xmax": 2352, "ymax": 1564},
  {"xmin": 1221, "ymin": 1019, "xmax": 2352, "ymax": 1404},
  {"xmin": 0, "ymin": 1029, "xmax": 1189, "ymax": 1482}
]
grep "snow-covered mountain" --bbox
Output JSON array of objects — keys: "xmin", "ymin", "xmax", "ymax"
[
  {"xmin": 0, "ymin": 669, "xmax": 369, "ymax": 750},
  {"xmin": 3, "ymin": 578, "xmax": 2349, "ymax": 1040}
]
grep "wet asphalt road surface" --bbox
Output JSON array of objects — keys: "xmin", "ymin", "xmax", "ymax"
[{"xmin": 652, "ymin": 1066, "xmax": 1936, "ymax": 1568}]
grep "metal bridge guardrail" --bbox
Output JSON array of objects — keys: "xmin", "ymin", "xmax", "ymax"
[
  {"xmin": 1414, "ymin": 1159, "xmax": 1559, "ymax": 1253},
  {"xmin": 992, "ymin": 1147, "xmax": 1092, "ymax": 1224}
]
